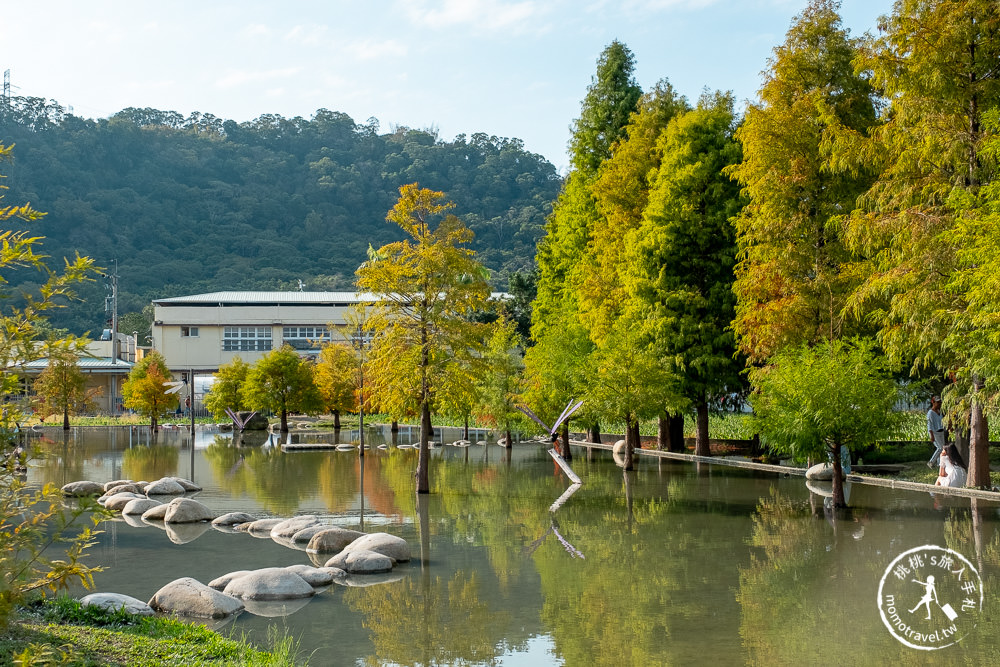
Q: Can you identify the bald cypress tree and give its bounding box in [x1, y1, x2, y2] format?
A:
[527, 41, 644, 452]
[568, 40, 643, 176]
[728, 0, 876, 363]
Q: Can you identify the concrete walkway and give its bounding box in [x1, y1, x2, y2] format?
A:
[571, 440, 1000, 502]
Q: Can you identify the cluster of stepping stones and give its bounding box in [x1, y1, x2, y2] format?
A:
[62, 478, 411, 621]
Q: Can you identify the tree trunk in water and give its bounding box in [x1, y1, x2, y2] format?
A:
[463, 415, 469, 440]
[623, 418, 635, 471]
[333, 410, 341, 430]
[668, 413, 684, 453]
[63, 407, 70, 430]
[630, 420, 641, 453]
[561, 422, 571, 462]
[417, 401, 431, 493]
[968, 397, 990, 488]
[831, 442, 847, 508]
[588, 422, 601, 444]
[657, 415, 667, 450]
[280, 408, 289, 433]
[695, 398, 710, 457]
[391, 420, 399, 433]
[505, 428, 512, 450]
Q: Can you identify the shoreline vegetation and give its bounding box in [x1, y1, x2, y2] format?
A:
[27, 410, 1000, 487]
[0, 598, 305, 667]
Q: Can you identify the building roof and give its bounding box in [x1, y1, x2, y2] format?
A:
[153, 290, 511, 306]
[153, 291, 378, 306]
[22, 357, 135, 372]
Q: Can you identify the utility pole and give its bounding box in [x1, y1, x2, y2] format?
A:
[102, 261, 119, 414]
[105, 260, 119, 364]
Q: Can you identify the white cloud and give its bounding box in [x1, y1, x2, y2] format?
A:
[400, 0, 544, 33]
[348, 38, 408, 61]
[243, 24, 272, 39]
[284, 24, 329, 46]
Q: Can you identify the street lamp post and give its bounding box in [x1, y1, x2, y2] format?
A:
[357, 323, 365, 459]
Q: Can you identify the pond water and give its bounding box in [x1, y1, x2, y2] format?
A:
[23, 426, 1000, 665]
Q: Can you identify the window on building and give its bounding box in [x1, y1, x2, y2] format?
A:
[181, 326, 199, 337]
[222, 326, 272, 351]
[282, 326, 330, 350]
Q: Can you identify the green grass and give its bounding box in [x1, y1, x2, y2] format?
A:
[0, 597, 306, 667]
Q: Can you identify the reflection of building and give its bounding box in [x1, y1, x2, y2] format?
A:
[19, 334, 139, 414]
[150, 291, 375, 374]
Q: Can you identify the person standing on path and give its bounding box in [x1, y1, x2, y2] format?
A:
[927, 395, 946, 469]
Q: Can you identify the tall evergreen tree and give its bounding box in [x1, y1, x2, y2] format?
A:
[837, 0, 1000, 487]
[625, 92, 744, 456]
[568, 40, 643, 176]
[728, 0, 877, 363]
[528, 41, 644, 450]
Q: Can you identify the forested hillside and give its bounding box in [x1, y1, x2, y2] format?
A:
[0, 97, 560, 333]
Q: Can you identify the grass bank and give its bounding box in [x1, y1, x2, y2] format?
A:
[0, 598, 305, 667]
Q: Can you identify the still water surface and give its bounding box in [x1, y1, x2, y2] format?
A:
[24, 426, 1000, 665]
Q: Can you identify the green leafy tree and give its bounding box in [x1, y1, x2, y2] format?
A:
[477, 313, 525, 449]
[521, 301, 591, 460]
[203, 355, 250, 421]
[569, 40, 643, 176]
[241, 345, 322, 433]
[122, 351, 177, 430]
[585, 319, 684, 469]
[118, 305, 154, 345]
[438, 354, 483, 441]
[529, 42, 644, 447]
[1, 140, 103, 627]
[356, 183, 490, 492]
[581, 80, 689, 343]
[835, 0, 1000, 487]
[315, 342, 359, 430]
[33, 343, 98, 429]
[728, 0, 877, 362]
[625, 91, 744, 456]
[748, 338, 901, 507]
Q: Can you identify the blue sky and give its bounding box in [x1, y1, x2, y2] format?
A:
[2, 0, 892, 172]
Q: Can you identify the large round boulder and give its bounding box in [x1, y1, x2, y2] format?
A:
[148, 577, 244, 619]
[103, 479, 135, 493]
[145, 478, 187, 496]
[121, 498, 163, 517]
[103, 483, 144, 495]
[222, 568, 316, 600]
[79, 592, 153, 616]
[212, 512, 256, 527]
[208, 571, 253, 591]
[142, 503, 170, 521]
[270, 516, 319, 539]
[163, 497, 215, 523]
[170, 477, 202, 492]
[284, 564, 341, 587]
[104, 492, 147, 511]
[61, 481, 104, 497]
[305, 527, 365, 554]
[244, 518, 285, 537]
[325, 549, 394, 574]
[805, 462, 835, 481]
[344, 533, 410, 563]
[290, 524, 330, 545]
